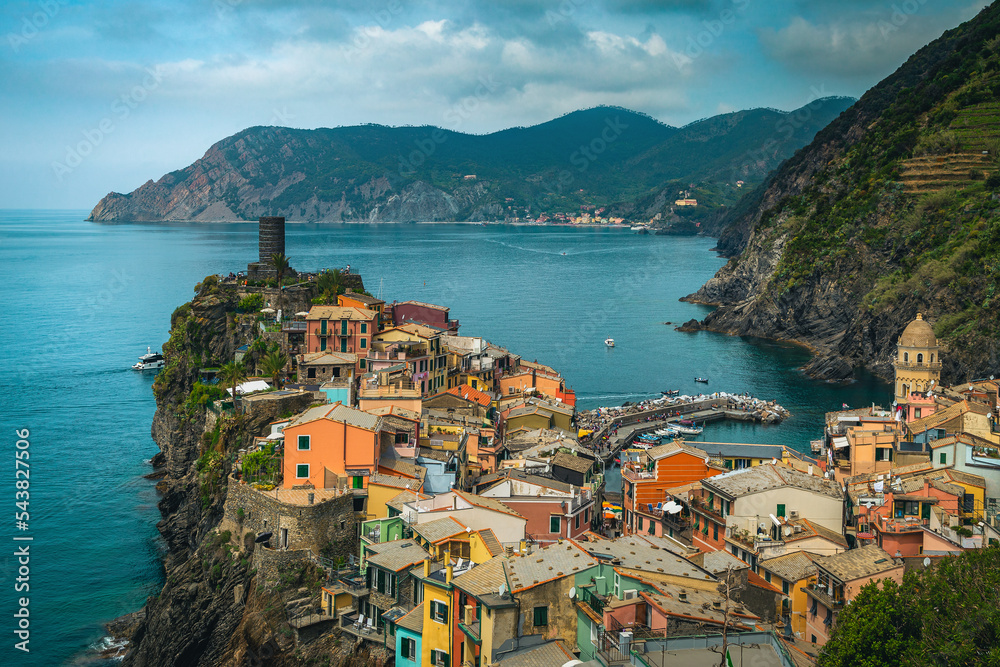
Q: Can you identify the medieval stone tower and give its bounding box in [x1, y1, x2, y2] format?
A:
[893, 313, 941, 404]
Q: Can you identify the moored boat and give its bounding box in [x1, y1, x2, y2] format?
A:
[694, 377, 708, 383]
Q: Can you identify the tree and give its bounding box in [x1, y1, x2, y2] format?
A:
[270, 252, 291, 319]
[315, 269, 342, 305]
[260, 350, 289, 389]
[219, 361, 246, 409]
[818, 577, 915, 667]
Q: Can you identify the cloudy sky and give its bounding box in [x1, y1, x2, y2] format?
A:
[0, 0, 990, 209]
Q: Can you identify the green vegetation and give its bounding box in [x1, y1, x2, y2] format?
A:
[242, 450, 279, 485]
[819, 547, 1000, 667]
[184, 381, 225, 414]
[260, 350, 288, 389]
[237, 293, 264, 312]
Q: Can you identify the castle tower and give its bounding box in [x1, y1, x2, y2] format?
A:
[258, 216, 285, 264]
[893, 313, 941, 404]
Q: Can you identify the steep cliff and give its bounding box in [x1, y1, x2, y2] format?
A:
[87, 101, 853, 224]
[686, 4, 1000, 383]
[120, 278, 372, 666]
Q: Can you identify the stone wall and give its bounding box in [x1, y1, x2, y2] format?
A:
[240, 389, 314, 424]
[222, 477, 359, 559]
[252, 545, 313, 589]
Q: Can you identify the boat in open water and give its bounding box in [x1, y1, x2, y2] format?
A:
[132, 347, 164, 371]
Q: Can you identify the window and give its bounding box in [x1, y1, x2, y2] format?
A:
[637, 516, 643, 530]
[361, 323, 367, 334]
[361, 338, 367, 349]
[307, 367, 316, 379]
[550, 515, 561, 533]
[712, 522, 718, 540]
[585, 508, 590, 523]
[431, 600, 448, 624]
[777, 504, 786, 518]
[431, 649, 449, 667]
[575, 514, 580, 530]
[904, 352, 908, 362]
[297, 435, 310, 451]
[917, 353, 924, 363]
[875, 448, 892, 462]
[533, 605, 548, 626]
[940, 452, 947, 465]
[782, 581, 790, 595]
[964, 494, 975, 513]
[360, 358, 366, 370]
[296, 464, 309, 479]
[400, 637, 415, 660]
[765, 571, 772, 583]
[914, 408, 922, 419]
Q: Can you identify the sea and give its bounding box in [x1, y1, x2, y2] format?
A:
[0, 211, 888, 665]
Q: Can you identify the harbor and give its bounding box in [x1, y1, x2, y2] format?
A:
[577, 392, 791, 464]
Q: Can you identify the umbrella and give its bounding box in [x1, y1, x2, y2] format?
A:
[295, 311, 309, 317]
[261, 307, 275, 314]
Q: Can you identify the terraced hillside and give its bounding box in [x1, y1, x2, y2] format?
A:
[899, 153, 993, 193]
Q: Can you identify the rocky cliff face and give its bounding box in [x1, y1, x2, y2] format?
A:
[686, 5, 1000, 384]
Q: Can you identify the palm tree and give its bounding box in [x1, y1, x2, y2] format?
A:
[219, 361, 246, 409]
[316, 268, 341, 305]
[260, 350, 289, 389]
[270, 252, 291, 320]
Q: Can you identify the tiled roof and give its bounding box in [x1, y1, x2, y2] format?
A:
[815, 545, 901, 582]
[369, 473, 418, 490]
[288, 402, 383, 432]
[647, 440, 711, 462]
[396, 300, 450, 312]
[395, 602, 424, 634]
[493, 640, 574, 667]
[339, 292, 384, 306]
[638, 587, 759, 627]
[702, 463, 842, 500]
[507, 541, 597, 592]
[379, 458, 427, 480]
[453, 556, 510, 597]
[299, 351, 358, 365]
[693, 441, 789, 460]
[942, 468, 986, 488]
[306, 305, 376, 321]
[581, 536, 715, 581]
[495, 469, 574, 494]
[387, 489, 432, 513]
[445, 384, 493, 406]
[551, 451, 594, 474]
[793, 519, 848, 548]
[417, 447, 452, 463]
[476, 528, 503, 557]
[365, 539, 430, 572]
[365, 405, 421, 422]
[412, 517, 468, 544]
[760, 551, 816, 584]
[454, 489, 524, 519]
[688, 550, 748, 575]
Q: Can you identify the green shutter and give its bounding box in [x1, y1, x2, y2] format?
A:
[940, 452, 947, 465]
[777, 504, 786, 518]
[298, 435, 309, 450]
[401, 638, 411, 659]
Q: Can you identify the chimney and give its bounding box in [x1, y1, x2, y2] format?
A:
[423, 558, 431, 577]
[446, 564, 454, 585]
[520, 539, 527, 554]
[678, 592, 687, 602]
[452, 495, 458, 510]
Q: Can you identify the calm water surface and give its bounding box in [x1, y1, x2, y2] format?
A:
[0, 211, 888, 665]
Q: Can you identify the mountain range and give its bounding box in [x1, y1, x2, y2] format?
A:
[86, 99, 854, 225]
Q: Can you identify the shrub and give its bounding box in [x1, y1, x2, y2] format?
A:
[237, 293, 264, 312]
[986, 172, 1000, 189]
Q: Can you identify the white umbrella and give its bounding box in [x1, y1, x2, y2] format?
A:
[295, 311, 309, 317]
[261, 307, 275, 314]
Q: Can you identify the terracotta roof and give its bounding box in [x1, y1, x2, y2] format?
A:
[387, 489, 432, 513]
[412, 516, 468, 544]
[339, 292, 384, 306]
[815, 545, 901, 582]
[793, 519, 848, 548]
[647, 440, 712, 462]
[299, 351, 358, 365]
[747, 568, 782, 594]
[365, 539, 430, 572]
[637, 587, 760, 627]
[581, 536, 715, 581]
[369, 473, 419, 490]
[306, 305, 376, 321]
[941, 468, 986, 488]
[287, 403, 383, 432]
[760, 551, 816, 584]
[445, 384, 493, 407]
[378, 458, 426, 480]
[365, 405, 421, 422]
[507, 541, 597, 592]
[395, 602, 424, 634]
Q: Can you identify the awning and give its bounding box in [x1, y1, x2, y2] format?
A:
[832, 436, 849, 449]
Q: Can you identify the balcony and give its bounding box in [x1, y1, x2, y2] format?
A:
[893, 358, 942, 371]
[876, 516, 928, 533]
[621, 467, 655, 482]
[805, 583, 844, 611]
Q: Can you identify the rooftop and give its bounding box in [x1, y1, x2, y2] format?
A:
[581, 536, 715, 581]
[687, 550, 748, 575]
[493, 639, 574, 667]
[647, 440, 713, 463]
[365, 539, 430, 572]
[378, 458, 426, 480]
[452, 555, 510, 597]
[395, 601, 424, 634]
[369, 473, 419, 490]
[287, 402, 383, 432]
[395, 300, 450, 312]
[815, 545, 901, 582]
[445, 384, 493, 407]
[507, 541, 597, 592]
[306, 305, 376, 321]
[476, 528, 503, 557]
[703, 463, 842, 500]
[551, 450, 595, 474]
[759, 551, 816, 583]
[386, 489, 432, 513]
[299, 351, 358, 366]
[412, 516, 469, 544]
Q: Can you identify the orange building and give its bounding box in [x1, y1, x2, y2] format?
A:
[622, 441, 726, 537]
[337, 290, 386, 330]
[498, 361, 574, 405]
[281, 403, 399, 490]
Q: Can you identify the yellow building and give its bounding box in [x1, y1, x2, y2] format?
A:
[414, 558, 455, 667]
[759, 551, 816, 638]
[893, 313, 941, 404]
[366, 473, 423, 520]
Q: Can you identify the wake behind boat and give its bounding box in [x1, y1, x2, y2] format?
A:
[132, 347, 164, 371]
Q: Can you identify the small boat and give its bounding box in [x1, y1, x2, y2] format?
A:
[605, 338, 615, 347]
[678, 420, 695, 426]
[694, 377, 709, 383]
[673, 425, 703, 436]
[132, 347, 165, 371]
[661, 389, 680, 396]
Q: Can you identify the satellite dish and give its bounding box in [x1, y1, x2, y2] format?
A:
[923, 557, 931, 568]
[498, 583, 507, 596]
[569, 586, 577, 599]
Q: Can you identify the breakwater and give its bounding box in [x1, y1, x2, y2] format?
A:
[577, 392, 790, 462]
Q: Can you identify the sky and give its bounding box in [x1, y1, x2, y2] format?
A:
[0, 0, 991, 210]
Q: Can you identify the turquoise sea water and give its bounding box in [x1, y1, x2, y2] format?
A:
[0, 211, 889, 665]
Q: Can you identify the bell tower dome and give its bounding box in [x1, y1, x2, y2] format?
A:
[893, 313, 941, 404]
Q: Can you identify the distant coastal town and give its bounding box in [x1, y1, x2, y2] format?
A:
[123, 216, 1000, 666]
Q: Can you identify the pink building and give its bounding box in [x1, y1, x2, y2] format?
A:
[478, 470, 594, 544]
[389, 300, 459, 333]
[805, 545, 904, 646]
[305, 305, 377, 375]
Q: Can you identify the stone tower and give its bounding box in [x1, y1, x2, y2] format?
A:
[893, 313, 941, 404]
[258, 216, 285, 264]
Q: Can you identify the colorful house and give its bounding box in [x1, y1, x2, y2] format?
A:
[305, 305, 377, 374]
[338, 290, 386, 331]
[401, 490, 527, 545]
[280, 402, 409, 490]
[804, 545, 904, 646]
[390, 300, 459, 333]
[372, 323, 449, 395]
[479, 470, 595, 545]
[394, 602, 423, 667]
[758, 551, 816, 638]
[362, 538, 430, 635]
